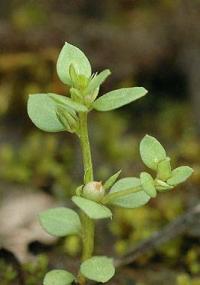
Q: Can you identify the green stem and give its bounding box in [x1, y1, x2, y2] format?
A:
[101, 186, 142, 204]
[78, 112, 95, 285]
[79, 112, 93, 183]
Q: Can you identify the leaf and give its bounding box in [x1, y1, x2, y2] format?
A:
[140, 135, 166, 170]
[80, 256, 115, 283]
[43, 270, 75, 285]
[167, 166, 193, 186]
[28, 94, 66, 132]
[69, 64, 79, 86]
[87, 69, 111, 94]
[72, 196, 112, 219]
[57, 42, 91, 85]
[56, 106, 78, 133]
[157, 157, 172, 181]
[109, 177, 150, 208]
[93, 87, 147, 111]
[48, 93, 88, 112]
[39, 207, 81, 237]
[140, 172, 157, 198]
[103, 170, 121, 191]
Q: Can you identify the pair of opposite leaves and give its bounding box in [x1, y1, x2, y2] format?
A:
[28, 43, 147, 132]
[39, 134, 193, 238]
[43, 256, 115, 284]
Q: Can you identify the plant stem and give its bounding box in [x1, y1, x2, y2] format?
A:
[78, 112, 95, 285]
[101, 186, 142, 204]
[79, 112, 93, 183]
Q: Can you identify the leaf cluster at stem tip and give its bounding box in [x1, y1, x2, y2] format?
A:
[28, 42, 148, 135]
[26, 42, 193, 285]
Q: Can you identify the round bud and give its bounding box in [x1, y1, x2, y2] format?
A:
[82, 181, 105, 202]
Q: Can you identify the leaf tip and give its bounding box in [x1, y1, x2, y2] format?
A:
[106, 69, 111, 75]
[137, 87, 148, 96]
[185, 166, 194, 177]
[140, 134, 150, 146]
[64, 41, 71, 47]
[28, 94, 34, 101]
[188, 166, 194, 172]
[143, 87, 148, 94]
[144, 134, 151, 138]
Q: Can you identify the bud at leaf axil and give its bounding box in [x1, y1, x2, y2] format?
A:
[83, 181, 105, 202]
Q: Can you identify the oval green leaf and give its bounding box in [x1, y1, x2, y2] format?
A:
[72, 196, 112, 219]
[167, 166, 193, 186]
[39, 207, 81, 237]
[57, 42, 91, 85]
[140, 135, 166, 170]
[80, 256, 115, 283]
[140, 172, 157, 198]
[43, 270, 75, 285]
[110, 177, 150, 208]
[28, 94, 66, 132]
[93, 87, 147, 111]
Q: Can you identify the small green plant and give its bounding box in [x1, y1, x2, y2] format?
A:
[27, 43, 193, 285]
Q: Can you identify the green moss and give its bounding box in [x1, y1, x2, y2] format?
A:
[23, 255, 48, 285]
[0, 261, 17, 285]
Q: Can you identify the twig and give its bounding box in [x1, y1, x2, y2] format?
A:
[115, 203, 200, 267]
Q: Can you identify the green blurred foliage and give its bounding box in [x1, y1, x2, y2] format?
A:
[111, 193, 184, 258]
[23, 255, 48, 285]
[11, 3, 48, 31]
[0, 261, 17, 285]
[0, 132, 76, 198]
[176, 274, 200, 285]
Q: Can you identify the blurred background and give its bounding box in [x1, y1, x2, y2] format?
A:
[0, 1, 199, 284]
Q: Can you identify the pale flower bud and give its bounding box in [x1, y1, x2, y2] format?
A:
[83, 181, 105, 202]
